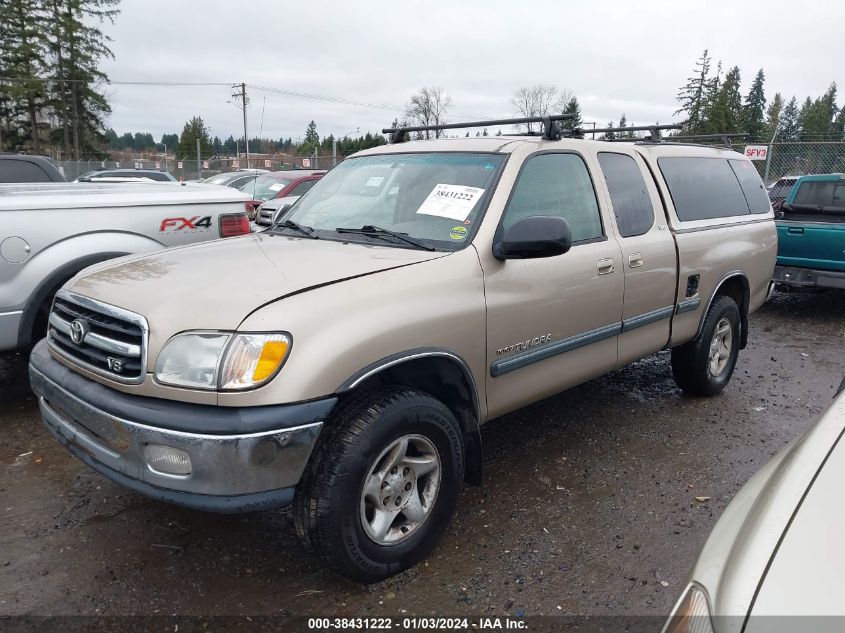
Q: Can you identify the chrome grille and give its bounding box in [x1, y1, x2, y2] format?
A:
[47, 290, 149, 384]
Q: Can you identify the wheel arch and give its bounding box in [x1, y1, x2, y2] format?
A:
[697, 272, 751, 350]
[337, 349, 483, 485]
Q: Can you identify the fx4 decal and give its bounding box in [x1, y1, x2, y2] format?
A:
[160, 216, 212, 232]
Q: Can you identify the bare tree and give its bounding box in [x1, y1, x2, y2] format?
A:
[405, 87, 453, 139]
[510, 85, 573, 132]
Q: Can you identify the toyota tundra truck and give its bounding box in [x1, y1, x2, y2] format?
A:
[1, 181, 251, 352]
[29, 117, 777, 582]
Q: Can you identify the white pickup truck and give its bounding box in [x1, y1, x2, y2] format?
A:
[0, 182, 250, 352]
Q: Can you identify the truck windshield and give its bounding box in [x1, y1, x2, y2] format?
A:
[282, 153, 504, 250]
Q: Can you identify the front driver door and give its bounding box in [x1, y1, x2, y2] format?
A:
[483, 151, 624, 419]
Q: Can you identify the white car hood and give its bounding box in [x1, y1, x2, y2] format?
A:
[746, 422, 845, 620]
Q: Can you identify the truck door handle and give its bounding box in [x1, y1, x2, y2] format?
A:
[628, 252, 644, 268]
[597, 258, 615, 275]
[787, 227, 804, 234]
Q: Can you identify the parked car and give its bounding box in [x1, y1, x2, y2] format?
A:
[75, 168, 177, 183]
[772, 173, 845, 289]
[0, 153, 65, 183]
[767, 175, 799, 210]
[253, 195, 299, 228]
[202, 170, 266, 190]
[29, 118, 776, 583]
[241, 170, 324, 219]
[663, 382, 845, 633]
[1, 182, 250, 352]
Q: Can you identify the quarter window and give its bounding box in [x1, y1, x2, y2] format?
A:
[728, 159, 770, 213]
[502, 153, 603, 243]
[597, 152, 655, 237]
[658, 157, 751, 221]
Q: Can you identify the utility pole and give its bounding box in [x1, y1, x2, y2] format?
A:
[232, 83, 250, 169]
[196, 138, 201, 179]
[763, 122, 780, 185]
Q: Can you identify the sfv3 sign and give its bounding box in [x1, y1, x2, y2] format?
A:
[744, 145, 769, 160]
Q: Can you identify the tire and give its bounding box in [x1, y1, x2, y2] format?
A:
[671, 294, 741, 396]
[293, 387, 465, 583]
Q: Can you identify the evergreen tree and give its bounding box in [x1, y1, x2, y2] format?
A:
[603, 121, 616, 141]
[700, 61, 722, 133]
[0, 0, 50, 152]
[105, 127, 119, 148]
[706, 66, 741, 133]
[742, 69, 766, 139]
[779, 96, 800, 141]
[160, 133, 178, 148]
[764, 92, 784, 141]
[47, 0, 120, 158]
[562, 96, 582, 128]
[304, 120, 319, 145]
[799, 83, 838, 139]
[834, 107, 845, 140]
[675, 49, 711, 134]
[176, 116, 213, 159]
[211, 136, 223, 153]
[117, 131, 133, 149]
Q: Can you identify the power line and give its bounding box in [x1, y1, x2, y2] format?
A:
[0, 75, 504, 121]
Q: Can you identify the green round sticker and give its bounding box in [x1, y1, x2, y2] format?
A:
[450, 226, 468, 240]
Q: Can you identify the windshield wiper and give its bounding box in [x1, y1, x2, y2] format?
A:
[272, 219, 319, 239]
[335, 225, 436, 251]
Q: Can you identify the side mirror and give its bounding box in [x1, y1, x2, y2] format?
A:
[272, 203, 294, 224]
[493, 216, 572, 260]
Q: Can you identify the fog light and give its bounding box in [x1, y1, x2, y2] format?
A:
[144, 444, 192, 476]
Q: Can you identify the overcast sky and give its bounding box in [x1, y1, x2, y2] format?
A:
[100, 0, 843, 143]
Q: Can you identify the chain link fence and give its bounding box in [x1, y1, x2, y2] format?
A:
[725, 141, 845, 185]
[48, 141, 845, 185]
[54, 154, 342, 181]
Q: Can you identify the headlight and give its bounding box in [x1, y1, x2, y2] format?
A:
[154, 332, 291, 390]
[154, 332, 230, 389]
[663, 584, 715, 633]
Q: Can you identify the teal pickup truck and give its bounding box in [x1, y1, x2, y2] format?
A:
[773, 173, 845, 289]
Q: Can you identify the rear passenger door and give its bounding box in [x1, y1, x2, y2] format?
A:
[596, 150, 677, 365]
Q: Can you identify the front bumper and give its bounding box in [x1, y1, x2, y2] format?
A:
[773, 265, 845, 289]
[29, 339, 335, 513]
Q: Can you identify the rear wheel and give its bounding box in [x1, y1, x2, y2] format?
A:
[294, 387, 464, 583]
[672, 294, 740, 396]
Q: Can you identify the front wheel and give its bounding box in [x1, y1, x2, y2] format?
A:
[671, 295, 741, 396]
[293, 388, 464, 583]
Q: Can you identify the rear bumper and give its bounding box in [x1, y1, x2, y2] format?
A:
[773, 265, 845, 289]
[29, 339, 334, 513]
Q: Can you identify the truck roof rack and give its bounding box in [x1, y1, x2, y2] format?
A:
[383, 114, 576, 143]
[662, 132, 748, 148]
[569, 123, 683, 141]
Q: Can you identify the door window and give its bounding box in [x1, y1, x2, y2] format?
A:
[502, 153, 603, 243]
[597, 152, 655, 237]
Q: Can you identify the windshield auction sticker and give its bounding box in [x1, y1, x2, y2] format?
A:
[416, 184, 485, 221]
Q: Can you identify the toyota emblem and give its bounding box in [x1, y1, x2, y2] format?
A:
[69, 319, 88, 345]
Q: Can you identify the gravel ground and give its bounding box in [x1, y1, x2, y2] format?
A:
[0, 290, 843, 620]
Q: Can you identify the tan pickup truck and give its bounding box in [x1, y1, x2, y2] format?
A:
[29, 117, 777, 582]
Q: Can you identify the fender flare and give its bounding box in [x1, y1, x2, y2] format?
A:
[694, 271, 751, 349]
[17, 251, 128, 348]
[337, 347, 484, 484]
